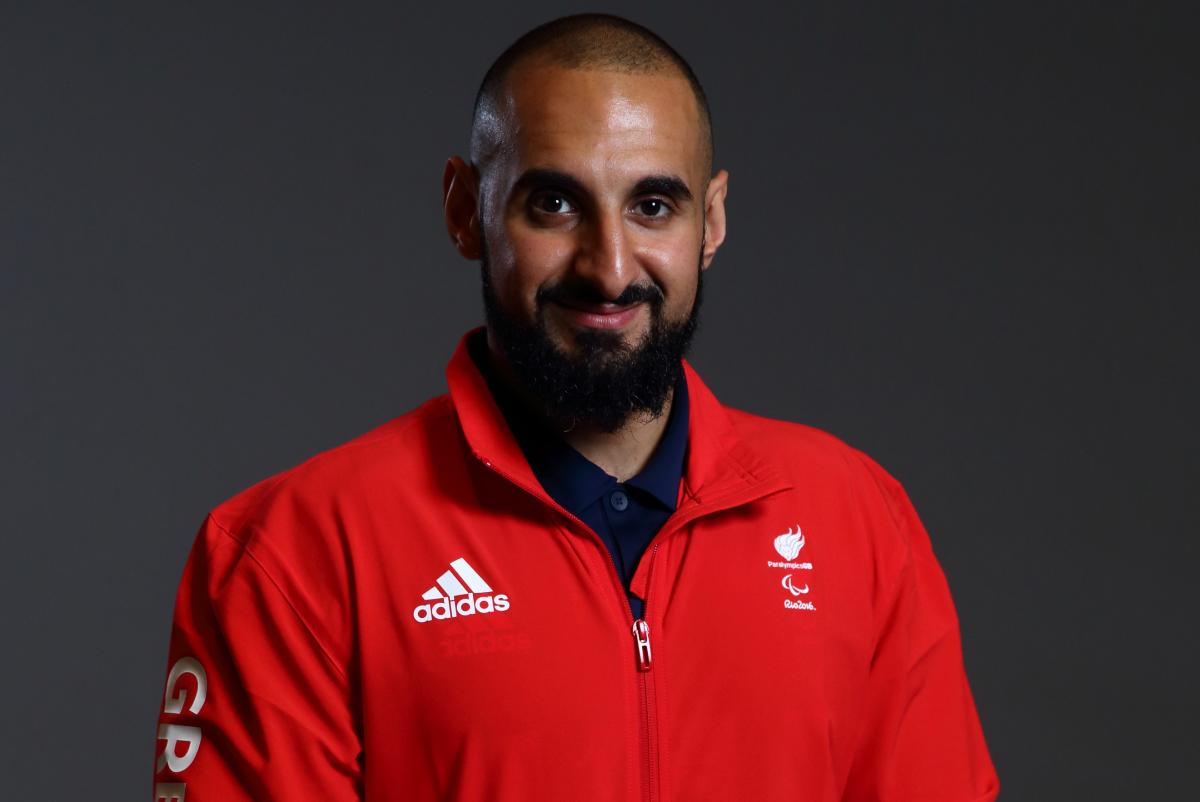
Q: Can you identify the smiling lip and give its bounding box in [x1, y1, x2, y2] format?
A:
[554, 301, 644, 330]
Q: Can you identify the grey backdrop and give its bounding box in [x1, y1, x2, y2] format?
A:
[2, 1, 1196, 799]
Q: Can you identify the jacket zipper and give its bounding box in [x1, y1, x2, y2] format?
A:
[551, 499, 661, 802]
[634, 543, 660, 802]
[472, 450, 662, 801]
[588, 522, 661, 802]
[633, 618, 652, 671]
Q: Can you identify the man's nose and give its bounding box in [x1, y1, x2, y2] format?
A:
[571, 209, 636, 301]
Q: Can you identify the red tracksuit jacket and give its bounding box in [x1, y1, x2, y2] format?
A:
[152, 326, 1000, 801]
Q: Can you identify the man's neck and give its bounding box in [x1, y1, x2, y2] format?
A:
[483, 338, 675, 483]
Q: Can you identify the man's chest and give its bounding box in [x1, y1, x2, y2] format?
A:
[343, 489, 879, 799]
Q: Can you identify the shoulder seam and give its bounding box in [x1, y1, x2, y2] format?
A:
[842, 448, 918, 618]
[846, 447, 907, 534]
[207, 514, 350, 685]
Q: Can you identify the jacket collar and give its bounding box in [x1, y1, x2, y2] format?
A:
[445, 325, 792, 516]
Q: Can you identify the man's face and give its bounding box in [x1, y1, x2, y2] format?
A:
[453, 62, 727, 432]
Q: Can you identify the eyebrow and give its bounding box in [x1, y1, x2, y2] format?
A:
[512, 168, 695, 205]
[631, 175, 694, 203]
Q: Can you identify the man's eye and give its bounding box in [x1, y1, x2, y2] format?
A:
[531, 192, 575, 215]
[635, 199, 670, 218]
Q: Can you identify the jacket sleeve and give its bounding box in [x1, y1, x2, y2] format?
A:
[151, 514, 363, 801]
[842, 460, 1000, 802]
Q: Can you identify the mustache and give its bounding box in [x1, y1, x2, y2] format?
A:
[537, 279, 664, 309]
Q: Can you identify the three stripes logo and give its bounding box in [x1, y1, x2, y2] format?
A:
[412, 557, 511, 623]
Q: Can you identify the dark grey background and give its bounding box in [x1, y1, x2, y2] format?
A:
[2, 1, 1196, 799]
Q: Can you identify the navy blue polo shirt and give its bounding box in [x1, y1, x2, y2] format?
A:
[469, 334, 689, 621]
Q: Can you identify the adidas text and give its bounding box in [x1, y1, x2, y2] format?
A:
[413, 593, 511, 623]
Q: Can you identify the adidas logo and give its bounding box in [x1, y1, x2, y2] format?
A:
[412, 557, 510, 623]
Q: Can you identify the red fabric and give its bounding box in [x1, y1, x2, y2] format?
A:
[152, 325, 999, 801]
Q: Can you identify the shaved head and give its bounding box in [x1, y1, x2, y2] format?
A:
[469, 13, 714, 182]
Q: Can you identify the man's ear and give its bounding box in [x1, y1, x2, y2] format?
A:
[701, 169, 729, 270]
[442, 155, 482, 260]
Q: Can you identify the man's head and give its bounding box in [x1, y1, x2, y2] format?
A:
[468, 14, 714, 186]
[443, 13, 729, 433]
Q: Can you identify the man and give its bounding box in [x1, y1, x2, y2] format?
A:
[152, 13, 999, 802]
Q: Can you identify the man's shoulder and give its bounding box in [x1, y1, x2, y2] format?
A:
[178, 394, 463, 670]
[207, 392, 460, 536]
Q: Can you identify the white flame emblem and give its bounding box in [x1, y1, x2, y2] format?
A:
[773, 525, 805, 561]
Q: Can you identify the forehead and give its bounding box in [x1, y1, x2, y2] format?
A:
[493, 63, 704, 187]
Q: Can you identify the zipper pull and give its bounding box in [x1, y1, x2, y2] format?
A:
[632, 618, 653, 671]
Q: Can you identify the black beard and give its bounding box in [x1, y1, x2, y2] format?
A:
[479, 244, 705, 435]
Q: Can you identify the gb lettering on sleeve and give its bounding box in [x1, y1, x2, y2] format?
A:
[155, 656, 207, 801]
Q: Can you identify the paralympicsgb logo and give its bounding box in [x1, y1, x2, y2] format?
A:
[767, 524, 816, 612]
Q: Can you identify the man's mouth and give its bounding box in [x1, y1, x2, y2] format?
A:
[553, 300, 645, 330]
